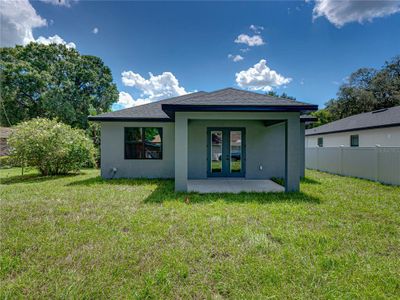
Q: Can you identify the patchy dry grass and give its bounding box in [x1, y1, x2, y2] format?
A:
[1, 168, 399, 299]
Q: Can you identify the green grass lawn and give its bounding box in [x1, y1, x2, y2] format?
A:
[1, 168, 399, 299]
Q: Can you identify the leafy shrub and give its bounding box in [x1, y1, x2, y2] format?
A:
[8, 118, 95, 175]
[0, 156, 14, 168]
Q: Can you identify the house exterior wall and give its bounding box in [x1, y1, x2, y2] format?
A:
[100, 118, 289, 180]
[99, 111, 303, 192]
[305, 126, 400, 147]
[187, 119, 285, 179]
[100, 121, 175, 178]
[174, 111, 301, 192]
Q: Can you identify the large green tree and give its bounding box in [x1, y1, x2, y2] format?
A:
[307, 109, 334, 129]
[266, 90, 296, 100]
[325, 56, 400, 121]
[0, 43, 118, 129]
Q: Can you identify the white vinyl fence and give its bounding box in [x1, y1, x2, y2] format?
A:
[305, 147, 400, 185]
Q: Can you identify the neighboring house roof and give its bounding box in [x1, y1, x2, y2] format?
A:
[0, 127, 14, 139]
[89, 88, 318, 121]
[0, 127, 14, 157]
[305, 105, 400, 136]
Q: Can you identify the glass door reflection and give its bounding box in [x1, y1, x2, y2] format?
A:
[230, 131, 242, 173]
[207, 128, 245, 177]
[211, 131, 223, 173]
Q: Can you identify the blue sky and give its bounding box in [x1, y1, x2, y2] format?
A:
[2, 1, 400, 110]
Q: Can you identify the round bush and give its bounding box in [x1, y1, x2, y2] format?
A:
[8, 118, 95, 175]
[0, 156, 15, 168]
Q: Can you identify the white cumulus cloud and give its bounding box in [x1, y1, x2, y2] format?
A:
[92, 27, 99, 34]
[35, 35, 76, 49]
[114, 92, 153, 110]
[116, 92, 135, 108]
[0, 0, 47, 47]
[235, 59, 292, 92]
[249, 24, 264, 34]
[133, 98, 153, 106]
[312, 0, 400, 27]
[0, 0, 75, 48]
[228, 54, 244, 62]
[118, 91, 135, 107]
[121, 71, 188, 103]
[234, 34, 265, 47]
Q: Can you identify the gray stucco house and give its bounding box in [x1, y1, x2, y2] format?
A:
[89, 88, 318, 192]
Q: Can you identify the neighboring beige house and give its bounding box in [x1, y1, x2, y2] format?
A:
[0, 127, 13, 156]
[306, 106, 400, 147]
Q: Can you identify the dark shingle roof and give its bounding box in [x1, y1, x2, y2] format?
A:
[305, 106, 400, 136]
[89, 92, 207, 121]
[163, 88, 312, 106]
[89, 88, 317, 121]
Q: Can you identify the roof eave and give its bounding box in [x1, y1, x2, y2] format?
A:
[87, 116, 173, 122]
[300, 116, 318, 123]
[305, 122, 400, 136]
[162, 104, 318, 118]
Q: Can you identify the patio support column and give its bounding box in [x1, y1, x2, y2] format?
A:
[174, 113, 188, 192]
[285, 116, 301, 192]
[300, 122, 306, 178]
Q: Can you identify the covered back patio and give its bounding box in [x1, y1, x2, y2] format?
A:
[188, 178, 285, 193]
[164, 109, 307, 193]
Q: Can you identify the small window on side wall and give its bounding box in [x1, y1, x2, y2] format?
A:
[125, 127, 162, 159]
[350, 135, 359, 147]
[317, 137, 323, 147]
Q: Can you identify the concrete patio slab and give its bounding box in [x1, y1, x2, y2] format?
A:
[187, 179, 284, 193]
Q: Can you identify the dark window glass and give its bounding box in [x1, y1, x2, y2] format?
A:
[125, 128, 143, 159]
[317, 137, 323, 147]
[144, 128, 162, 159]
[350, 135, 359, 147]
[125, 127, 162, 159]
[126, 128, 142, 142]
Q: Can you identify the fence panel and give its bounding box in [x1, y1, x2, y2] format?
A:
[342, 148, 377, 180]
[305, 148, 318, 169]
[377, 148, 400, 185]
[318, 148, 341, 174]
[305, 147, 400, 186]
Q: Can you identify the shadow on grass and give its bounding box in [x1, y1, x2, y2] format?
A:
[67, 176, 166, 187]
[68, 176, 320, 205]
[272, 177, 321, 186]
[301, 177, 321, 185]
[0, 172, 82, 185]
